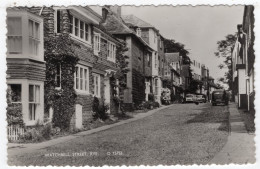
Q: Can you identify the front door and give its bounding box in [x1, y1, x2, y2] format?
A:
[104, 78, 110, 114]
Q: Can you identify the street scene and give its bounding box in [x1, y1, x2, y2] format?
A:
[6, 5, 255, 166]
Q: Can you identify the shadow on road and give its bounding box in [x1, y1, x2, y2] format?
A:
[186, 105, 229, 132]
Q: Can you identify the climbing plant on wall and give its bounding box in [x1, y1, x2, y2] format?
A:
[44, 33, 79, 130]
[110, 41, 129, 113]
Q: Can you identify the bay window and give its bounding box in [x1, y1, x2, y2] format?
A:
[74, 65, 89, 93]
[29, 84, 40, 121]
[7, 10, 43, 61]
[93, 73, 101, 97]
[107, 42, 116, 62]
[94, 33, 101, 55]
[7, 17, 22, 54]
[29, 19, 40, 56]
[8, 84, 22, 103]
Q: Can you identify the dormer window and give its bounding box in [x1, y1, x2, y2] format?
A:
[137, 28, 141, 37]
[107, 41, 116, 62]
[94, 33, 101, 56]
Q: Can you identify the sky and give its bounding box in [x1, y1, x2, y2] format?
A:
[121, 6, 244, 84]
[90, 5, 244, 85]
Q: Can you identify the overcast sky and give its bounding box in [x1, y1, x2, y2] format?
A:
[121, 6, 244, 83]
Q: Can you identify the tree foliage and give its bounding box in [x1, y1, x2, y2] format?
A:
[6, 88, 24, 126]
[215, 34, 236, 89]
[164, 39, 190, 64]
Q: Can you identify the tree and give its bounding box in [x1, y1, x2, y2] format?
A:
[164, 39, 190, 64]
[215, 34, 236, 89]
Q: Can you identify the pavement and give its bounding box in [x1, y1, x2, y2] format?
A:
[210, 102, 256, 164]
[8, 104, 172, 156]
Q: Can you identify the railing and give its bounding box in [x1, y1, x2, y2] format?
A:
[7, 125, 24, 141]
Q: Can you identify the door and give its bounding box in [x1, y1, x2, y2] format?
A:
[104, 78, 110, 114]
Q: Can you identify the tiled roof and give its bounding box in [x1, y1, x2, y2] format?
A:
[102, 12, 134, 34]
[122, 15, 155, 29]
[101, 9, 153, 51]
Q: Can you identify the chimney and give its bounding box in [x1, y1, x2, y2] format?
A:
[109, 5, 122, 17]
[102, 7, 109, 21]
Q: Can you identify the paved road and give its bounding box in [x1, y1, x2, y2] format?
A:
[8, 103, 229, 166]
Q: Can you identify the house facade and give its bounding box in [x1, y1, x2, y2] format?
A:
[101, 7, 154, 110]
[7, 6, 122, 129]
[122, 14, 163, 104]
[232, 5, 255, 112]
[201, 64, 209, 100]
[164, 53, 182, 96]
[6, 8, 45, 126]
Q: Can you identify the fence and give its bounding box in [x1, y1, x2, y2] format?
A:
[7, 125, 25, 141]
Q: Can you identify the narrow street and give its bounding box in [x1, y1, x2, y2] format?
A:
[8, 103, 230, 166]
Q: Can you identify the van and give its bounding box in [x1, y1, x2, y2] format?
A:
[212, 89, 229, 106]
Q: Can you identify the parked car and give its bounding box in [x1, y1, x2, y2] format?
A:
[184, 94, 196, 103]
[196, 94, 206, 103]
[212, 89, 229, 106]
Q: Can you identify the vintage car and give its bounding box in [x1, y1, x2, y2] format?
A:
[212, 89, 229, 106]
[196, 94, 206, 103]
[184, 94, 196, 103]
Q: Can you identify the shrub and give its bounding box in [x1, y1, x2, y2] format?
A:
[148, 93, 155, 102]
[152, 102, 160, 108]
[41, 123, 52, 140]
[92, 96, 109, 120]
[22, 128, 44, 142]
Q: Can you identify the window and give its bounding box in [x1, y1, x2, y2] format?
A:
[147, 54, 151, 67]
[69, 15, 73, 34]
[107, 42, 116, 62]
[94, 33, 101, 55]
[7, 17, 22, 54]
[93, 74, 101, 97]
[29, 85, 40, 121]
[56, 10, 61, 33]
[74, 65, 89, 93]
[55, 63, 61, 88]
[29, 19, 40, 56]
[68, 15, 91, 43]
[7, 11, 43, 60]
[137, 28, 141, 37]
[74, 18, 79, 36]
[7, 84, 21, 103]
[155, 79, 159, 95]
[154, 32, 157, 43]
[155, 53, 158, 68]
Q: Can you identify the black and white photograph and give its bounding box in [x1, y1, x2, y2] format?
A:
[2, 2, 258, 167]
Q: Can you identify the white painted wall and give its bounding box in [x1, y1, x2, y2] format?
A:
[238, 69, 246, 94]
[75, 104, 83, 129]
